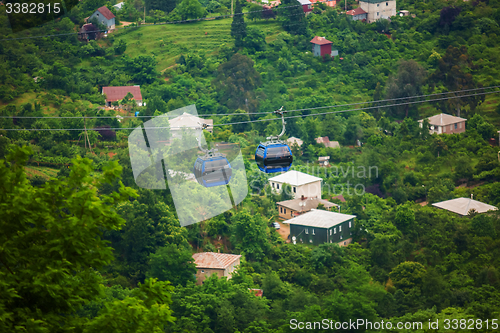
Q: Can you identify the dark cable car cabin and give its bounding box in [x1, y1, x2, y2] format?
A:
[194, 155, 232, 187]
[255, 143, 293, 174]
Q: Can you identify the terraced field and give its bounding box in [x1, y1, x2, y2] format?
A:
[113, 18, 283, 71]
[25, 166, 59, 179]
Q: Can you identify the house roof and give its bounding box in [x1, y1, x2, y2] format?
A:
[96, 6, 115, 20]
[82, 23, 97, 32]
[316, 136, 340, 148]
[269, 170, 322, 186]
[192, 252, 241, 269]
[432, 197, 498, 216]
[284, 209, 356, 228]
[318, 156, 330, 161]
[418, 113, 467, 126]
[346, 7, 367, 15]
[310, 0, 336, 7]
[277, 197, 338, 212]
[310, 36, 333, 45]
[332, 194, 346, 202]
[298, 0, 312, 4]
[169, 112, 213, 130]
[287, 136, 304, 147]
[102, 86, 142, 102]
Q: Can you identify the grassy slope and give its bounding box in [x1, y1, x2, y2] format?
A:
[113, 19, 283, 71]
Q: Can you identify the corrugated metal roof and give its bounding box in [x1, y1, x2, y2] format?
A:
[432, 197, 498, 216]
[310, 36, 333, 45]
[298, 0, 312, 4]
[169, 112, 213, 130]
[102, 86, 142, 102]
[96, 6, 115, 20]
[418, 113, 467, 126]
[284, 209, 356, 228]
[277, 197, 338, 211]
[287, 137, 303, 147]
[269, 170, 322, 186]
[192, 252, 241, 269]
[346, 7, 367, 15]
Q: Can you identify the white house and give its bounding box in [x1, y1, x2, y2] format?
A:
[269, 170, 322, 199]
[359, 0, 396, 23]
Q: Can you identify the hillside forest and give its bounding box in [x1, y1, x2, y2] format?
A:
[1, 0, 500, 331]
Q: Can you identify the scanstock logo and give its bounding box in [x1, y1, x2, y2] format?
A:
[128, 105, 248, 227]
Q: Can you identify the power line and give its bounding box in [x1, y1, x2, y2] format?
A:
[2, 85, 498, 119]
[0, 4, 304, 41]
[1, 89, 497, 131]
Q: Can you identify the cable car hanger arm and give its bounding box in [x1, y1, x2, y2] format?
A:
[266, 106, 285, 142]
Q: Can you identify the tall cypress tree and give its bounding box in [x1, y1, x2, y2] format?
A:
[231, 0, 247, 48]
[279, 0, 307, 35]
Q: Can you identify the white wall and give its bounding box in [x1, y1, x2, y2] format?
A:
[270, 180, 322, 199]
[359, 0, 396, 23]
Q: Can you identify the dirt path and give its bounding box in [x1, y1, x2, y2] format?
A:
[276, 220, 290, 242]
[119, 21, 134, 27]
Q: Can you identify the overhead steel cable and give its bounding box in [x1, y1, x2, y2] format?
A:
[2, 85, 499, 119]
[1, 89, 498, 131]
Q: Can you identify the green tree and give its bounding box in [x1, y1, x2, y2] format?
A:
[147, 243, 197, 286]
[230, 210, 271, 261]
[0, 146, 139, 332]
[389, 261, 427, 292]
[175, 0, 207, 20]
[231, 0, 247, 48]
[278, 0, 307, 35]
[385, 59, 427, 118]
[213, 53, 262, 112]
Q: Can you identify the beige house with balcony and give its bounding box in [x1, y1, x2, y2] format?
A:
[418, 113, 467, 135]
[269, 170, 322, 199]
[359, 0, 396, 23]
[192, 252, 241, 285]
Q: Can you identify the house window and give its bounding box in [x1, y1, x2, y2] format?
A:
[280, 207, 283, 213]
[284, 209, 287, 214]
[386, 1, 388, 5]
[334, 228, 336, 234]
[377, 3, 379, 6]
[450, 125, 453, 131]
[339, 226, 342, 232]
[291, 211, 293, 217]
[459, 122, 462, 129]
[312, 229, 315, 235]
[344, 241, 346, 245]
[377, 12, 379, 15]
[272, 183, 275, 188]
[330, 229, 332, 236]
[277, 184, 280, 190]
[349, 221, 352, 228]
[305, 228, 309, 234]
[340, 235, 343, 239]
[201, 270, 204, 273]
[293, 187, 296, 193]
[455, 123, 457, 129]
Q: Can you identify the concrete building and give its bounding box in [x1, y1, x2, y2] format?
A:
[168, 112, 214, 139]
[346, 7, 368, 21]
[277, 197, 338, 220]
[102, 86, 143, 107]
[359, 0, 396, 23]
[192, 252, 241, 285]
[432, 196, 498, 216]
[269, 170, 322, 199]
[316, 136, 340, 148]
[418, 113, 467, 135]
[285, 209, 356, 246]
[287, 136, 304, 148]
[88, 6, 115, 30]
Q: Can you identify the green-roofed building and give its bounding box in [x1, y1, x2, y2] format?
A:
[359, 0, 396, 23]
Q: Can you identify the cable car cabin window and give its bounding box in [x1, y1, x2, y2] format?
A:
[255, 146, 266, 170]
[265, 147, 292, 167]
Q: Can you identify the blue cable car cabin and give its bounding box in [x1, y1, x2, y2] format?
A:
[255, 143, 293, 173]
[194, 156, 232, 187]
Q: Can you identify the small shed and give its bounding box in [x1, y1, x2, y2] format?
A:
[79, 23, 99, 41]
[318, 156, 330, 166]
[346, 7, 368, 21]
[192, 252, 241, 285]
[432, 196, 498, 216]
[310, 36, 338, 58]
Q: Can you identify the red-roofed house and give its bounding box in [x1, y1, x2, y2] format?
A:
[192, 252, 241, 285]
[102, 86, 143, 107]
[310, 36, 338, 58]
[88, 6, 115, 30]
[346, 7, 367, 21]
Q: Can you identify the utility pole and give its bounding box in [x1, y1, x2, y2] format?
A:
[345, 0, 346, 12]
[144, 5, 146, 23]
[231, 0, 234, 16]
